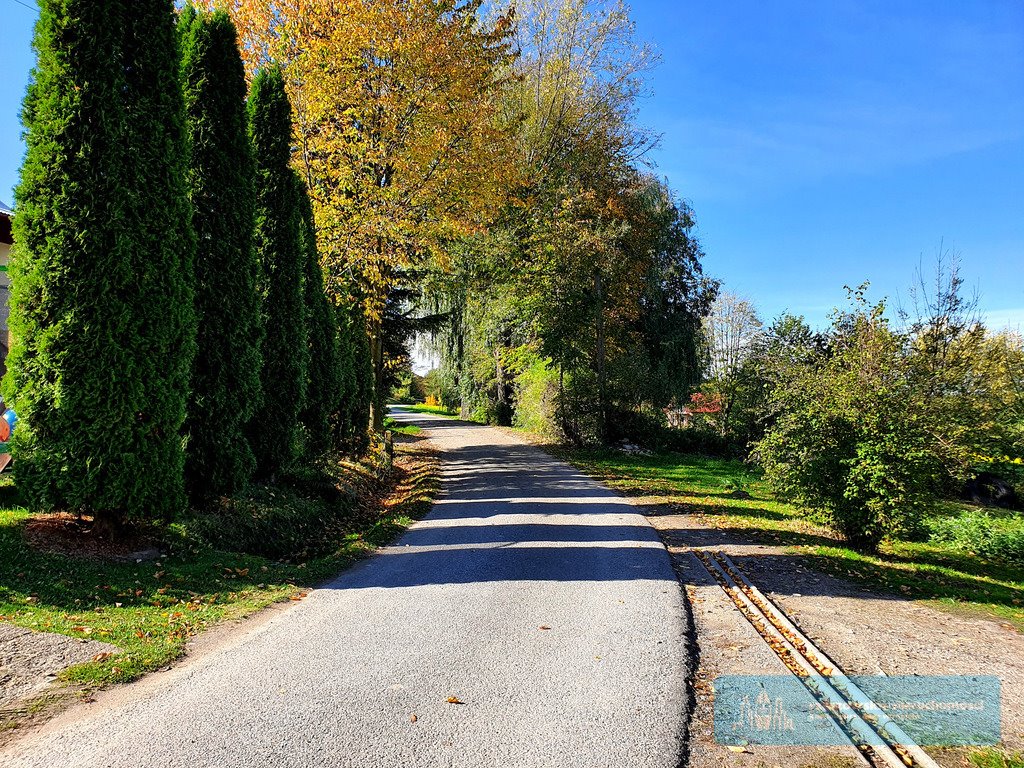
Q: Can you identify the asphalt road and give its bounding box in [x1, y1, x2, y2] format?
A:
[2, 409, 690, 768]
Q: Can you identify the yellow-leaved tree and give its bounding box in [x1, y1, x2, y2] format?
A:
[209, 0, 519, 428]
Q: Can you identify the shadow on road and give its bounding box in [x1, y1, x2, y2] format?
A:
[328, 408, 680, 589]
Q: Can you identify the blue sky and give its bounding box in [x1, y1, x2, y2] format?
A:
[1, 0, 1022, 329]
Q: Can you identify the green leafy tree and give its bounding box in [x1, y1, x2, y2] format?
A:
[5, 0, 195, 530]
[295, 171, 342, 457]
[427, 3, 715, 446]
[179, 6, 262, 500]
[247, 67, 306, 476]
[756, 291, 937, 550]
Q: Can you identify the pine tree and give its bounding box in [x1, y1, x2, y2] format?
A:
[295, 172, 342, 458]
[5, 0, 195, 528]
[179, 7, 262, 500]
[247, 67, 306, 476]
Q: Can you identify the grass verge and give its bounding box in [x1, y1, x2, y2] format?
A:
[0, 439, 438, 700]
[556, 448, 1024, 632]
[969, 749, 1024, 768]
[396, 402, 458, 417]
[384, 415, 422, 436]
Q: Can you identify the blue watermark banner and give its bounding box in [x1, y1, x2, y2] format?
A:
[714, 675, 1000, 747]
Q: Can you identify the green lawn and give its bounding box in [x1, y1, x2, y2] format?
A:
[970, 749, 1024, 768]
[383, 415, 422, 436]
[559, 448, 1024, 632]
[0, 444, 437, 695]
[395, 402, 458, 417]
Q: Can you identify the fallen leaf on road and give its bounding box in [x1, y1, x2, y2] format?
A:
[446, 696, 464, 704]
[410, 714, 417, 722]
[538, 625, 551, 630]
[726, 745, 750, 753]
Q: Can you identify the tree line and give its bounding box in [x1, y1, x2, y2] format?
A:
[210, 0, 718, 445]
[12, 0, 713, 533]
[5, 1, 371, 532]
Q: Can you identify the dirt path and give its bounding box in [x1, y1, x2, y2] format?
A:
[640, 504, 1023, 768]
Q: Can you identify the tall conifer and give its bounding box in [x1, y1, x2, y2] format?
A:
[5, 0, 195, 528]
[247, 67, 306, 476]
[179, 7, 262, 500]
[295, 173, 342, 457]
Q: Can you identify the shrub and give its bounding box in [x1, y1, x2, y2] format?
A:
[928, 510, 1024, 566]
[756, 301, 937, 550]
[179, 7, 262, 501]
[6, 0, 195, 528]
[182, 467, 357, 561]
[513, 358, 559, 437]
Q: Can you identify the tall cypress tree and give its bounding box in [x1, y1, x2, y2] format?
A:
[338, 300, 374, 452]
[295, 172, 342, 458]
[5, 0, 195, 528]
[179, 7, 262, 500]
[247, 67, 306, 476]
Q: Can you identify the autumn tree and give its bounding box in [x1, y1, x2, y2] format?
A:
[208, 0, 518, 431]
[699, 293, 763, 437]
[179, 6, 262, 500]
[6, 0, 195, 529]
[428, 0, 715, 443]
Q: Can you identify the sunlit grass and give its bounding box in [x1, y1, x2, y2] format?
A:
[397, 402, 458, 417]
[561, 448, 1024, 631]
[970, 748, 1024, 768]
[384, 415, 422, 436]
[0, 445, 438, 691]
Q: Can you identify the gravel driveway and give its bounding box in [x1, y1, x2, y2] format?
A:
[1, 409, 690, 768]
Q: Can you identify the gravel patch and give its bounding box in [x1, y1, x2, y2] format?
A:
[1, 624, 118, 712]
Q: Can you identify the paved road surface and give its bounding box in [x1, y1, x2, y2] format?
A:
[2, 409, 690, 767]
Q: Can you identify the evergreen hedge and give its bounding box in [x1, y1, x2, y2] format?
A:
[5, 0, 195, 527]
[179, 7, 262, 501]
[294, 173, 343, 458]
[247, 67, 306, 476]
[339, 301, 374, 451]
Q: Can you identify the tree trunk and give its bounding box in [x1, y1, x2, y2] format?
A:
[368, 322, 385, 433]
[594, 269, 607, 443]
[92, 509, 124, 540]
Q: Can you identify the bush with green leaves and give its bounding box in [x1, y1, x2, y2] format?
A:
[179, 6, 262, 501]
[512, 356, 560, 437]
[5, 0, 195, 528]
[246, 67, 307, 476]
[756, 298, 938, 550]
[928, 509, 1024, 566]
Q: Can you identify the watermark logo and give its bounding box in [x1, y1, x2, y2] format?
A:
[714, 675, 1000, 746]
